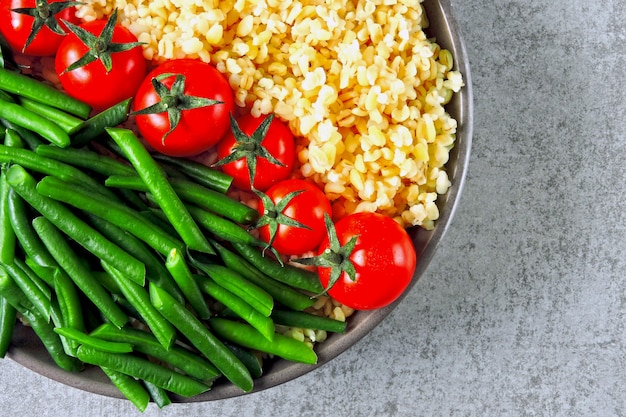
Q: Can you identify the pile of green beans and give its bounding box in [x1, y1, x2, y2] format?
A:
[0, 66, 348, 411]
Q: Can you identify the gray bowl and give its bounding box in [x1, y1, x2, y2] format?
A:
[7, 0, 473, 402]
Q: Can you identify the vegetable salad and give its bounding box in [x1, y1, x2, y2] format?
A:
[0, 0, 463, 411]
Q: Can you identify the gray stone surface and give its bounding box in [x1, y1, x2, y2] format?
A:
[2, 0, 626, 416]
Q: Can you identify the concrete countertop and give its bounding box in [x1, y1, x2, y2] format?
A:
[1, 0, 624, 416]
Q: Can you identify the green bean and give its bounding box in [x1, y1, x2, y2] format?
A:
[231, 242, 323, 294]
[149, 283, 253, 392]
[0, 133, 23, 263]
[71, 98, 131, 146]
[0, 165, 16, 265]
[165, 248, 210, 320]
[0, 129, 19, 267]
[139, 208, 179, 238]
[106, 127, 214, 254]
[19, 96, 84, 134]
[86, 214, 184, 304]
[13, 272, 72, 354]
[213, 241, 315, 311]
[0, 264, 30, 310]
[3, 126, 22, 147]
[223, 342, 263, 379]
[190, 259, 273, 317]
[0, 67, 92, 118]
[0, 145, 116, 197]
[93, 270, 121, 295]
[8, 189, 58, 271]
[1, 260, 51, 320]
[186, 204, 266, 247]
[101, 367, 151, 413]
[52, 267, 84, 355]
[116, 188, 150, 212]
[110, 294, 142, 321]
[102, 175, 152, 191]
[271, 309, 347, 333]
[51, 268, 83, 323]
[24, 259, 55, 286]
[78, 299, 106, 333]
[159, 160, 190, 180]
[8, 176, 69, 287]
[101, 261, 177, 349]
[47, 297, 74, 355]
[153, 153, 233, 194]
[0, 100, 70, 147]
[0, 296, 16, 358]
[142, 380, 171, 410]
[32, 216, 129, 328]
[77, 345, 212, 397]
[17, 257, 51, 294]
[37, 175, 184, 257]
[196, 275, 275, 341]
[25, 307, 83, 370]
[54, 327, 133, 353]
[211, 318, 317, 365]
[91, 323, 220, 383]
[35, 144, 135, 177]
[0, 266, 83, 371]
[0, 89, 13, 103]
[105, 174, 258, 224]
[7, 166, 146, 283]
[0, 119, 43, 150]
[23, 260, 85, 330]
[28, 277, 76, 353]
[100, 137, 127, 160]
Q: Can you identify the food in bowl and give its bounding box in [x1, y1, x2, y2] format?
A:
[0, 0, 466, 409]
[77, 0, 464, 228]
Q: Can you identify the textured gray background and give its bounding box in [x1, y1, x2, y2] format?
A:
[2, 0, 625, 416]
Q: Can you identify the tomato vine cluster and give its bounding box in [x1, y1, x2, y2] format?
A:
[0, 2, 418, 310]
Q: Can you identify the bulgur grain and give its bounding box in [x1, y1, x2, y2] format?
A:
[77, 0, 463, 229]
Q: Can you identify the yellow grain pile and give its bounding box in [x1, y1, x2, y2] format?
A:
[77, 0, 463, 229]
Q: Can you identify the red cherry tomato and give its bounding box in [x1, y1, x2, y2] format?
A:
[217, 113, 296, 191]
[132, 59, 235, 157]
[317, 212, 417, 310]
[54, 17, 147, 110]
[257, 179, 332, 256]
[0, 0, 79, 56]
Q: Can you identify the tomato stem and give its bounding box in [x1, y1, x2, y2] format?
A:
[36, 0, 51, 19]
[293, 213, 359, 294]
[61, 9, 144, 74]
[213, 114, 285, 189]
[130, 73, 222, 143]
[161, 96, 178, 109]
[94, 39, 108, 54]
[252, 188, 311, 253]
[11, 0, 82, 52]
[238, 142, 258, 153]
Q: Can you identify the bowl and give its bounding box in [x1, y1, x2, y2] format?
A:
[7, 0, 473, 402]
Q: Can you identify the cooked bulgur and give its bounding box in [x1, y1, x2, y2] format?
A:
[77, 0, 463, 229]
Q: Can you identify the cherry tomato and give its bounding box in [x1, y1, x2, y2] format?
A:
[317, 212, 417, 310]
[257, 179, 332, 256]
[54, 17, 147, 110]
[216, 113, 296, 191]
[132, 59, 235, 157]
[0, 0, 79, 56]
